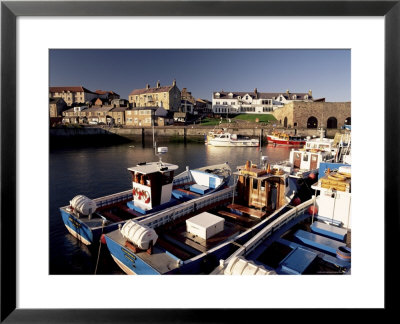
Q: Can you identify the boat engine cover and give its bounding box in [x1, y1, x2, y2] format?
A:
[70, 195, 97, 216]
[121, 220, 158, 250]
[224, 256, 276, 275]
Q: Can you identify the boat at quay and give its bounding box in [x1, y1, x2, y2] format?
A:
[59, 147, 231, 245]
[205, 128, 259, 147]
[211, 162, 352, 275]
[103, 157, 314, 275]
[267, 131, 307, 147]
[271, 129, 351, 181]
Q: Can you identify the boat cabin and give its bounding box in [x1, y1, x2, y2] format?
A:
[235, 161, 289, 213]
[128, 161, 179, 212]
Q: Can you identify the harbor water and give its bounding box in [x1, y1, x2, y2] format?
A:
[49, 141, 292, 274]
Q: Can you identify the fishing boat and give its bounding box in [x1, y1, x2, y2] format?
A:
[271, 128, 338, 180]
[59, 147, 232, 245]
[267, 131, 307, 147]
[211, 162, 351, 275]
[103, 158, 313, 275]
[205, 128, 259, 147]
[207, 132, 259, 147]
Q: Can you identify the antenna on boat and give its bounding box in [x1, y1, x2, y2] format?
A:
[156, 146, 168, 165]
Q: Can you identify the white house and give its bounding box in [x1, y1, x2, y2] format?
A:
[212, 89, 314, 114]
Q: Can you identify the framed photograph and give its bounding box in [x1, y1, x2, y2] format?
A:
[1, 0, 398, 322]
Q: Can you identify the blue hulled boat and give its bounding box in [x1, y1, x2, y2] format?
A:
[104, 158, 313, 275]
[60, 147, 231, 245]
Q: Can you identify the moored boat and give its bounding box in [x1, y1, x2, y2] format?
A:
[272, 128, 338, 181]
[208, 132, 259, 147]
[206, 128, 259, 147]
[267, 131, 307, 147]
[59, 147, 231, 245]
[104, 158, 313, 275]
[211, 162, 352, 275]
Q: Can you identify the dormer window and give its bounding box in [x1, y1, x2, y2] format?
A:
[238, 96, 241, 100]
[245, 96, 249, 100]
[292, 95, 297, 99]
[304, 95, 308, 99]
[215, 92, 220, 98]
[228, 92, 233, 98]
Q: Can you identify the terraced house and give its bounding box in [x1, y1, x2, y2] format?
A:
[49, 86, 99, 106]
[212, 89, 314, 114]
[128, 80, 181, 111]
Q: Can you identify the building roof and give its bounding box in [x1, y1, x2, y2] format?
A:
[131, 106, 158, 111]
[196, 98, 211, 104]
[49, 97, 65, 104]
[95, 90, 120, 96]
[49, 86, 97, 94]
[129, 85, 175, 96]
[111, 107, 129, 112]
[213, 91, 312, 100]
[85, 106, 114, 112]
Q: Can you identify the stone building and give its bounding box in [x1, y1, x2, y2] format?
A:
[125, 106, 171, 127]
[272, 101, 351, 129]
[49, 86, 99, 106]
[49, 97, 67, 117]
[128, 80, 181, 111]
[108, 107, 129, 125]
[181, 87, 196, 105]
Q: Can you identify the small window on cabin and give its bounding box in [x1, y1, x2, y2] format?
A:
[260, 180, 266, 191]
[303, 154, 309, 161]
[253, 179, 258, 190]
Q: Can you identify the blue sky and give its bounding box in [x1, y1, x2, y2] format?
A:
[49, 49, 350, 102]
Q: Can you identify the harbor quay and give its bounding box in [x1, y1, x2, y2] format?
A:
[50, 124, 348, 146]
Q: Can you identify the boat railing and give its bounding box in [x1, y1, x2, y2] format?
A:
[140, 186, 235, 229]
[93, 189, 133, 208]
[219, 198, 315, 267]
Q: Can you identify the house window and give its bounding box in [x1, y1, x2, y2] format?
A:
[246, 96, 249, 100]
[216, 101, 220, 105]
[223, 102, 227, 105]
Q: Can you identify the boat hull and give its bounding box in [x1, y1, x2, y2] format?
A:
[208, 140, 259, 147]
[267, 136, 305, 147]
[60, 208, 121, 245]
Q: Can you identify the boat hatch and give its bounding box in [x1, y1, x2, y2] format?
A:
[278, 247, 317, 274]
[293, 230, 346, 255]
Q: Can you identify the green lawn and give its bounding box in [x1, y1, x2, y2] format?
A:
[233, 114, 277, 123]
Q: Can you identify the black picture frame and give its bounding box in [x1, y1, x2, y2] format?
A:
[1, 0, 398, 322]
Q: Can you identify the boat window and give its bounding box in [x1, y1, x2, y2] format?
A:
[253, 179, 258, 190]
[303, 154, 309, 161]
[260, 180, 266, 191]
[162, 171, 173, 185]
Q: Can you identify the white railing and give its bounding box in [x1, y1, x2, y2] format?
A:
[141, 186, 235, 229]
[220, 198, 315, 267]
[93, 189, 133, 208]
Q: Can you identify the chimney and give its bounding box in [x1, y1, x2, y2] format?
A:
[254, 88, 258, 99]
[286, 89, 290, 95]
[146, 83, 150, 89]
[156, 80, 160, 88]
[172, 79, 176, 87]
[308, 89, 312, 96]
